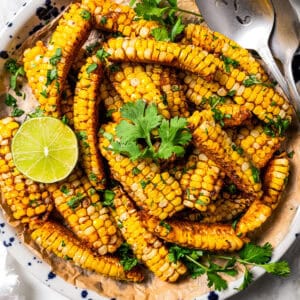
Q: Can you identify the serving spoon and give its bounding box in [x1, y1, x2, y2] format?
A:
[195, 0, 294, 107]
[270, 0, 300, 111]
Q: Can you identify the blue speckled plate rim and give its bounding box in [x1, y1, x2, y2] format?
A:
[0, 1, 300, 300]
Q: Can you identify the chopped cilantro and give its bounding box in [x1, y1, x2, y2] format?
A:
[61, 240, 66, 247]
[159, 220, 172, 232]
[40, 89, 48, 98]
[46, 68, 58, 86]
[117, 243, 138, 271]
[60, 185, 70, 195]
[100, 16, 107, 24]
[89, 172, 97, 181]
[96, 48, 111, 62]
[231, 144, 244, 155]
[5, 94, 17, 107]
[221, 55, 239, 73]
[250, 165, 260, 183]
[103, 190, 115, 207]
[80, 9, 91, 20]
[132, 167, 141, 175]
[140, 179, 150, 189]
[287, 151, 294, 158]
[49, 48, 62, 66]
[67, 193, 85, 209]
[86, 63, 98, 74]
[227, 90, 236, 97]
[106, 108, 116, 118]
[11, 107, 24, 117]
[61, 115, 69, 124]
[28, 107, 44, 118]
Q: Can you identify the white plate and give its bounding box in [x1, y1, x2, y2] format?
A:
[0, 1, 300, 300]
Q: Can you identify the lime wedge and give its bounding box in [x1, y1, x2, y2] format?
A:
[12, 117, 78, 183]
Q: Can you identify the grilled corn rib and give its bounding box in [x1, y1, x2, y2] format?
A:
[183, 24, 268, 81]
[236, 153, 289, 235]
[188, 110, 262, 198]
[61, 82, 74, 127]
[49, 168, 122, 255]
[82, 0, 160, 38]
[100, 76, 124, 123]
[199, 193, 253, 223]
[145, 65, 190, 118]
[23, 4, 92, 118]
[140, 212, 244, 251]
[73, 54, 106, 190]
[108, 63, 170, 119]
[99, 122, 184, 220]
[111, 187, 187, 282]
[30, 221, 143, 282]
[104, 37, 219, 78]
[179, 149, 224, 211]
[105, 37, 293, 124]
[234, 125, 284, 168]
[0, 118, 53, 223]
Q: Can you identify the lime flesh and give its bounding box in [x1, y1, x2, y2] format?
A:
[12, 117, 78, 183]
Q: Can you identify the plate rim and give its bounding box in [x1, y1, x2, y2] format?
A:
[0, 1, 300, 300]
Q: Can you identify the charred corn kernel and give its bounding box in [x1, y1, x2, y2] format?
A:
[60, 82, 74, 127]
[234, 125, 284, 168]
[213, 69, 293, 123]
[0, 118, 54, 223]
[49, 168, 122, 255]
[73, 54, 106, 189]
[108, 63, 170, 119]
[104, 37, 220, 78]
[145, 65, 190, 118]
[111, 187, 187, 282]
[99, 123, 184, 219]
[183, 72, 227, 106]
[100, 76, 124, 122]
[23, 4, 92, 118]
[236, 153, 289, 235]
[179, 149, 224, 212]
[141, 212, 244, 251]
[188, 110, 262, 198]
[183, 24, 268, 81]
[215, 104, 252, 127]
[199, 193, 253, 223]
[82, 0, 160, 38]
[30, 221, 143, 282]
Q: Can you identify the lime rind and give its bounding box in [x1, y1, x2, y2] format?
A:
[12, 117, 78, 183]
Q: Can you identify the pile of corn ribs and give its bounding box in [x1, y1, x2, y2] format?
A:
[0, 0, 293, 287]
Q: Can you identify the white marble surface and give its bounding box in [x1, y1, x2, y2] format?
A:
[0, 1, 299, 300]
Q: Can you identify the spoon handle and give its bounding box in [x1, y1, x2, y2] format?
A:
[284, 59, 300, 113]
[257, 45, 290, 98]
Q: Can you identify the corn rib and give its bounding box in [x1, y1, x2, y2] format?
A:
[30, 221, 144, 282]
[236, 153, 289, 235]
[49, 168, 122, 255]
[141, 212, 244, 251]
[188, 110, 262, 198]
[23, 4, 92, 117]
[0, 117, 53, 223]
[73, 53, 106, 189]
[111, 187, 187, 282]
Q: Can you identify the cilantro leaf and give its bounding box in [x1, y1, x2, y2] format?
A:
[156, 117, 192, 159]
[5, 94, 17, 107]
[110, 140, 143, 161]
[96, 48, 111, 62]
[49, 48, 62, 66]
[260, 261, 290, 276]
[207, 272, 228, 291]
[151, 27, 170, 41]
[170, 16, 185, 41]
[102, 190, 115, 207]
[11, 107, 24, 117]
[239, 242, 272, 264]
[117, 243, 139, 271]
[237, 267, 253, 291]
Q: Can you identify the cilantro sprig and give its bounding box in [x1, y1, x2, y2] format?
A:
[117, 243, 139, 271]
[130, 0, 203, 41]
[169, 242, 290, 291]
[107, 100, 191, 161]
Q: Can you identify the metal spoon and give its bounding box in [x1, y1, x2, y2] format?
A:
[195, 0, 291, 99]
[289, 0, 300, 22]
[270, 0, 300, 110]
